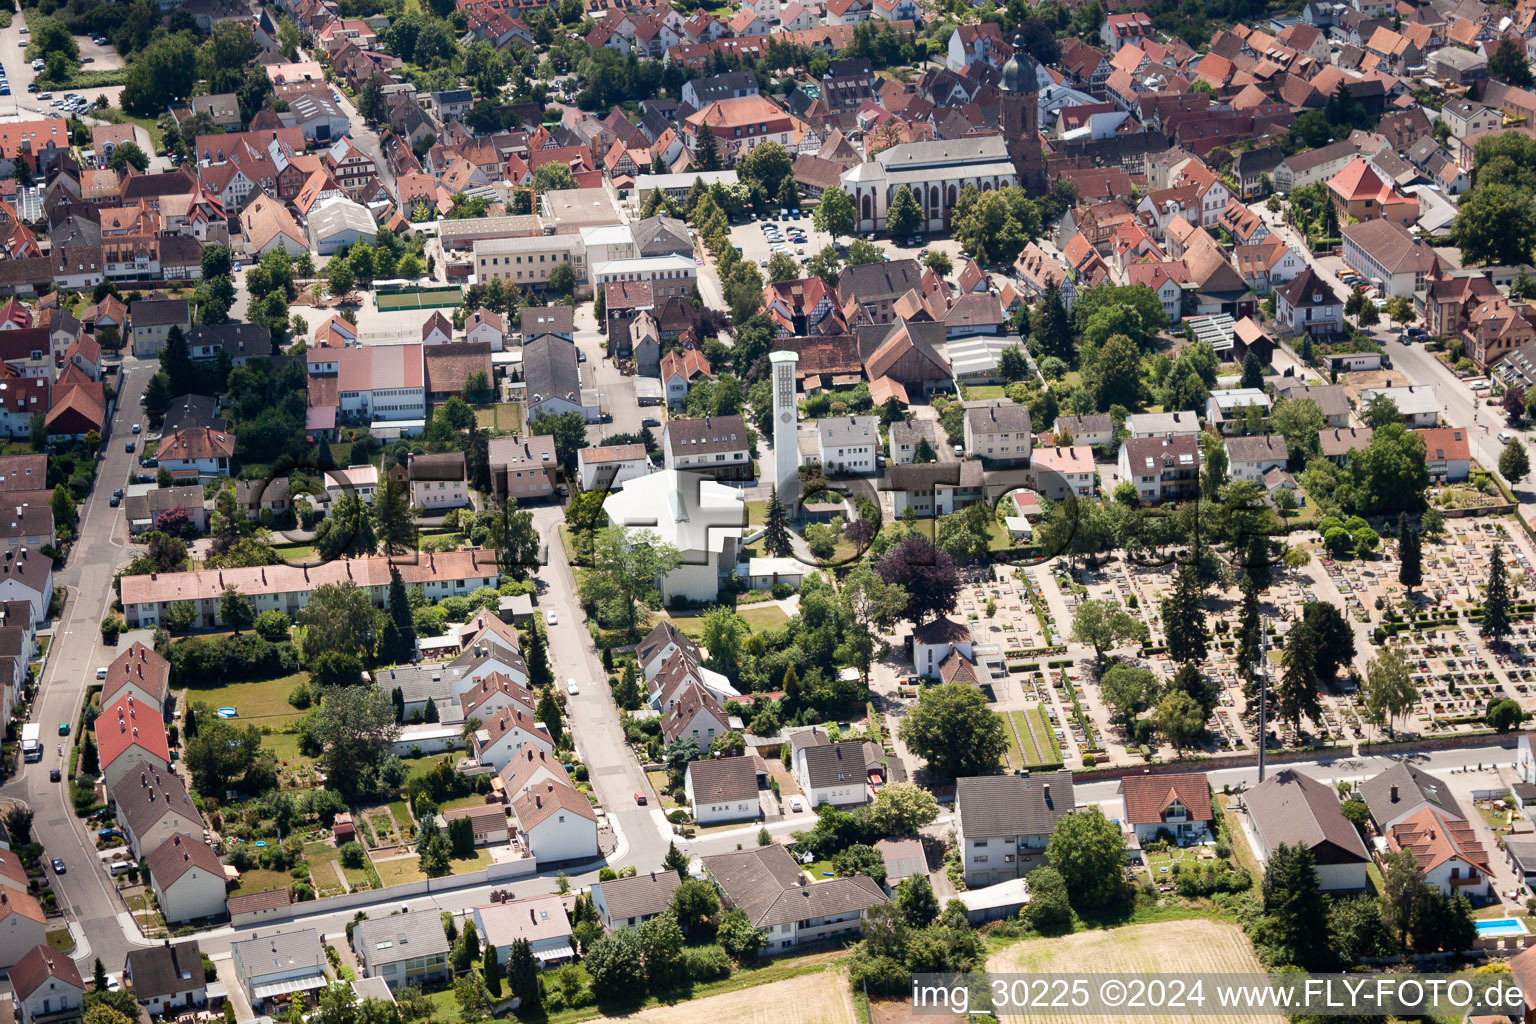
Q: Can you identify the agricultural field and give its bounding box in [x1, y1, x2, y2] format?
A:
[585, 966, 857, 1024]
[986, 920, 1280, 1024]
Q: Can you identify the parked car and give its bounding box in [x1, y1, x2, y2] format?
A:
[566, 679, 579, 695]
[1500, 431, 1514, 444]
[131, 423, 140, 434]
[51, 858, 64, 874]
[545, 609, 557, 626]
[633, 792, 647, 805]
[124, 441, 134, 452]
[108, 494, 119, 507]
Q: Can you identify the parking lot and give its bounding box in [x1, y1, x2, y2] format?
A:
[725, 212, 971, 275]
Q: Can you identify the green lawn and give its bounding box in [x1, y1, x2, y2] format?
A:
[997, 712, 1022, 769]
[421, 988, 461, 1024]
[664, 604, 789, 636]
[450, 849, 493, 874]
[303, 841, 349, 898]
[46, 928, 73, 954]
[801, 858, 835, 881]
[966, 385, 1006, 401]
[270, 542, 320, 563]
[228, 867, 293, 899]
[372, 855, 426, 887]
[747, 499, 768, 526]
[264, 731, 315, 768]
[183, 672, 310, 729]
[1011, 707, 1063, 768]
[437, 793, 490, 812]
[739, 605, 790, 631]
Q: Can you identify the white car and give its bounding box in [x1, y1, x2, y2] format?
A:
[1500, 431, 1515, 444]
[1470, 380, 1491, 391]
[544, 609, 557, 626]
[788, 796, 804, 812]
[566, 679, 579, 695]
[95, 667, 107, 680]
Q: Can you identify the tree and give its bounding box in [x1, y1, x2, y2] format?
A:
[875, 536, 959, 625]
[664, 840, 690, 878]
[537, 687, 563, 748]
[122, 34, 198, 116]
[1490, 696, 1527, 732]
[4, 806, 32, 846]
[1155, 689, 1205, 754]
[1270, 397, 1327, 465]
[1453, 182, 1536, 266]
[695, 124, 720, 171]
[1098, 662, 1157, 732]
[813, 186, 857, 241]
[896, 875, 939, 927]
[183, 718, 263, 798]
[481, 946, 502, 998]
[1348, 423, 1429, 515]
[897, 683, 1006, 777]
[1502, 437, 1531, 484]
[1024, 865, 1073, 935]
[670, 878, 720, 938]
[1046, 807, 1125, 910]
[584, 928, 646, 1001]
[833, 844, 887, 887]
[523, 623, 552, 687]
[1161, 565, 1209, 666]
[1262, 843, 1333, 969]
[1277, 621, 1321, 733]
[1071, 599, 1147, 667]
[886, 185, 922, 240]
[1356, 301, 1380, 328]
[219, 587, 255, 633]
[1490, 34, 1536, 87]
[1398, 515, 1422, 593]
[717, 909, 764, 961]
[762, 484, 793, 557]
[722, 261, 765, 324]
[505, 939, 538, 1009]
[997, 345, 1029, 383]
[1365, 648, 1416, 736]
[107, 142, 150, 173]
[1236, 351, 1264, 391]
[372, 475, 416, 556]
[51, 484, 77, 538]
[1301, 601, 1356, 678]
[530, 410, 589, 471]
[298, 582, 379, 660]
[1484, 539, 1513, 643]
[1087, 332, 1142, 410]
[1385, 295, 1415, 328]
[867, 781, 938, 836]
[327, 258, 355, 299]
[308, 687, 402, 801]
[579, 527, 684, 635]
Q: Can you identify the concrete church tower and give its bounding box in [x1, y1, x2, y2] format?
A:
[770, 349, 800, 512]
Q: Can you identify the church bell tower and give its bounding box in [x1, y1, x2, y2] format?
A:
[1000, 34, 1047, 196]
[770, 350, 800, 513]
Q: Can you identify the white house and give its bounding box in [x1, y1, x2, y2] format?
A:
[1244, 769, 1370, 891]
[0, 544, 52, 624]
[0, 891, 47, 969]
[602, 469, 744, 603]
[685, 755, 762, 824]
[1358, 385, 1439, 428]
[1274, 268, 1344, 336]
[474, 895, 574, 969]
[1223, 435, 1289, 483]
[1386, 806, 1492, 899]
[911, 617, 973, 680]
[111, 766, 204, 860]
[792, 736, 870, 807]
[351, 911, 451, 990]
[590, 871, 681, 931]
[638, 620, 695, 681]
[1030, 445, 1096, 501]
[156, 426, 234, 477]
[124, 941, 208, 1016]
[577, 443, 650, 492]
[955, 772, 1075, 886]
[1120, 772, 1213, 845]
[1205, 388, 1272, 435]
[1341, 218, 1438, 298]
[146, 833, 227, 923]
[471, 706, 555, 771]
[11, 945, 84, 1024]
[512, 779, 599, 863]
[812, 415, 880, 474]
[442, 804, 513, 847]
[465, 308, 506, 351]
[231, 931, 329, 1013]
[702, 845, 886, 954]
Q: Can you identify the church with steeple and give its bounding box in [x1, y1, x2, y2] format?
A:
[838, 32, 1048, 235]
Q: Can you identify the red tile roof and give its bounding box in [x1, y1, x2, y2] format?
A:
[95, 693, 170, 771]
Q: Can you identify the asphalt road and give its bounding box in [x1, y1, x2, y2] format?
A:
[0, 360, 156, 971]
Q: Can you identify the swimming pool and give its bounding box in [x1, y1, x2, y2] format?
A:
[1475, 918, 1529, 938]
